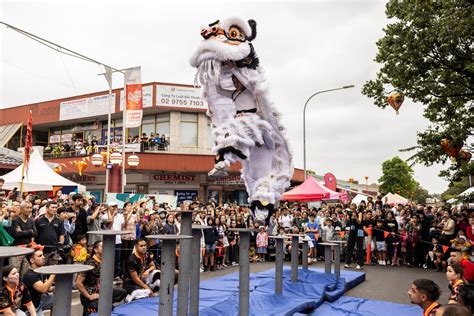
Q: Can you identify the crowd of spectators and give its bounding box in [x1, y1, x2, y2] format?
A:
[0, 179, 472, 315]
[43, 133, 170, 159]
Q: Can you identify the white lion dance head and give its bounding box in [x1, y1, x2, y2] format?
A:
[190, 17, 293, 226]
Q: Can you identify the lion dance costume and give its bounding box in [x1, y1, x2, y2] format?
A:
[190, 17, 293, 224]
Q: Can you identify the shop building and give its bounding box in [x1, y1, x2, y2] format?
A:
[0, 81, 305, 203]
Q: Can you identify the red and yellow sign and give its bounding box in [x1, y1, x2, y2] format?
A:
[125, 66, 143, 128]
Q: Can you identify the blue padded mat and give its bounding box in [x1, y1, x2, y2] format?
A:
[294, 295, 423, 316]
[105, 268, 366, 316]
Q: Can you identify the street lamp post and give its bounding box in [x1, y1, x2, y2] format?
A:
[303, 85, 355, 180]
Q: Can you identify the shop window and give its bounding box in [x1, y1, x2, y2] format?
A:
[180, 113, 198, 147]
[207, 118, 213, 148]
[142, 124, 155, 137]
[156, 113, 170, 137]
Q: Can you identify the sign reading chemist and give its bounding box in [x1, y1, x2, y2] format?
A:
[151, 174, 198, 184]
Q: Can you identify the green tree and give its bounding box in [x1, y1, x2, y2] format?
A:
[362, 0, 474, 182]
[441, 176, 470, 201]
[412, 183, 431, 204]
[379, 156, 417, 197]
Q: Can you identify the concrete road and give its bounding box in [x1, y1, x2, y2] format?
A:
[51, 261, 450, 316]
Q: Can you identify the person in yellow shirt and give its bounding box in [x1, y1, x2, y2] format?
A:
[71, 234, 89, 264]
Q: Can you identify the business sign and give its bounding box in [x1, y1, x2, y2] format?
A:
[120, 85, 153, 110]
[175, 190, 197, 203]
[155, 85, 208, 110]
[151, 174, 198, 184]
[60, 94, 116, 121]
[49, 135, 60, 144]
[209, 175, 244, 185]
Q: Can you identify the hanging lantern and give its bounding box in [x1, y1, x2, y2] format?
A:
[76, 161, 88, 176]
[53, 166, 62, 174]
[100, 151, 108, 166]
[127, 154, 140, 167]
[110, 152, 123, 165]
[440, 138, 462, 158]
[91, 153, 103, 167]
[457, 150, 472, 162]
[387, 90, 405, 115]
[364, 176, 369, 181]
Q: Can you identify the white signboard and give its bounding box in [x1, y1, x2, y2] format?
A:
[60, 94, 116, 121]
[155, 85, 208, 110]
[120, 85, 153, 110]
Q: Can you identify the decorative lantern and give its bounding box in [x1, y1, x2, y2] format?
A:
[364, 176, 369, 181]
[440, 138, 462, 158]
[91, 153, 103, 167]
[76, 161, 88, 176]
[387, 90, 405, 115]
[127, 154, 140, 167]
[53, 166, 62, 174]
[110, 152, 123, 165]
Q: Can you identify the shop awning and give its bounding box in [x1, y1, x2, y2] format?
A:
[0, 122, 22, 147]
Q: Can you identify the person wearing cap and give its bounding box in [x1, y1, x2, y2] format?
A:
[69, 193, 88, 243]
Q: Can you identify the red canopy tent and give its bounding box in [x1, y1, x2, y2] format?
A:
[281, 176, 331, 201]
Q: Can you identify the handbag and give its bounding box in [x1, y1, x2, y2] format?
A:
[0, 226, 14, 246]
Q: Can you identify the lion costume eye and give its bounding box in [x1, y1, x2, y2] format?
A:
[229, 27, 241, 39]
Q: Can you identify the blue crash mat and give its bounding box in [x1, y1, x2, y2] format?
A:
[104, 267, 366, 316]
[294, 296, 423, 316]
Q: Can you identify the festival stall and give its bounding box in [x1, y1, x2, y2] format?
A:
[281, 176, 330, 201]
[2, 150, 85, 192]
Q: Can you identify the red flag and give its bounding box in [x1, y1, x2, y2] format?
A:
[384, 231, 390, 239]
[442, 246, 449, 254]
[339, 231, 346, 239]
[24, 110, 33, 175]
[315, 233, 319, 240]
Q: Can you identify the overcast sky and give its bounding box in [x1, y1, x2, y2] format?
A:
[0, 0, 449, 194]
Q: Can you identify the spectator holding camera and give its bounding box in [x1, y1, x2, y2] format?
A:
[69, 193, 88, 243]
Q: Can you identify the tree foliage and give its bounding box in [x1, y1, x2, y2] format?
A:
[412, 183, 431, 204]
[379, 156, 418, 197]
[441, 176, 471, 201]
[362, 0, 474, 182]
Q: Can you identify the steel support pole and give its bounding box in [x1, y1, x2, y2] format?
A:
[334, 244, 341, 278]
[160, 239, 178, 316]
[177, 212, 193, 316]
[238, 231, 250, 316]
[275, 238, 284, 295]
[52, 273, 73, 316]
[324, 245, 332, 274]
[190, 229, 203, 316]
[302, 240, 309, 270]
[98, 234, 116, 316]
[290, 236, 299, 283]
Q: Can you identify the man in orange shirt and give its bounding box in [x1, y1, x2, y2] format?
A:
[408, 279, 441, 316]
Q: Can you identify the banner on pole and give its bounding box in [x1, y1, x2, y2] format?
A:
[125, 66, 143, 128]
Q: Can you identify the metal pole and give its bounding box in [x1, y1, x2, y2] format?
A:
[290, 236, 299, 283]
[190, 228, 204, 316]
[302, 240, 309, 270]
[275, 238, 284, 295]
[98, 234, 116, 316]
[334, 244, 341, 278]
[122, 75, 126, 194]
[324, 245, 332, 274]
[303, 85, 355, 180]
[104, 68, 113, 195]
[238, 231, 251, 316]
[52, 274, 73, 316]
[177, 212, 193, 316]
[160, 239, 178, 316]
